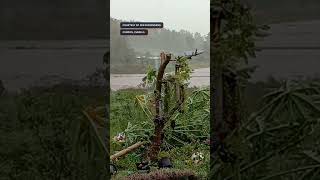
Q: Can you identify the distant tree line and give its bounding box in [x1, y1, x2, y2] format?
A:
[110, 18, 209, 73]
[126, 28, 209, 54]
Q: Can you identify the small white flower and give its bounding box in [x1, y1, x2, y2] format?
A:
[113, 132, 126, 143]
[191, 152, 204, 164]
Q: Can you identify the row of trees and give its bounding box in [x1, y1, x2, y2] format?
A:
[111, 18, 209, 54]
[126, 29, 209, 54]
[110, 18, 210, 70]
[110, 18, 136, 65]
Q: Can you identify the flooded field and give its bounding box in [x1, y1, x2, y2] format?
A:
[250, 20, 320, 81]
[1, 20, 320, 91]
[111, 68, 210, 90]
[0, 40, 106, 91]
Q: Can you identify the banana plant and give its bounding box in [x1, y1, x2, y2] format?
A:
[71, 106, 108, 179]
[210, 0, 268, 179]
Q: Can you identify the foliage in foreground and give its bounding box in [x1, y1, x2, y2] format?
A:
[0, 85, 107, 180]
[211, 79, 320, 180]
[110, 87, 210, 178]
[210, 0, 320, 180]
[211, 0, 320, 179]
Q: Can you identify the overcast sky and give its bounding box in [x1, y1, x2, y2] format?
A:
[110, 0, 210, 35]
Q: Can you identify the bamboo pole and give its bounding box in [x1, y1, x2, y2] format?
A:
[110, 141, 146, 161]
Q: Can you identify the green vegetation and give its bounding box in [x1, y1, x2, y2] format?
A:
[211, 0, 320, 179]
[3, 0, 320, 179]
[110, 87, 210, 179]
[110, 48, 209, 179]
[0, 85, 108, 180]
[210, 78, 320, 179]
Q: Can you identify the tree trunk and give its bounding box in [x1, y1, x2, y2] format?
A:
[147, 53, 171, 161]
[211, 3, 226, 154]
[213, 65, 225, 150]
